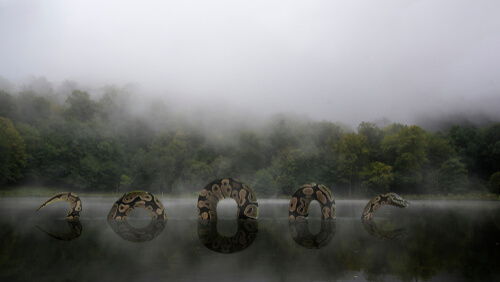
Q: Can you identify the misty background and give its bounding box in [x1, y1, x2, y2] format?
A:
[1, 1, 500, 197]
[1, 0, 500, 128]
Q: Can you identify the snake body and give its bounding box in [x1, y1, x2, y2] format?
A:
[289, 183, 335, 220]
[108, 191, 167, 220]
[197, 178, 258, 220]
[36, 192, 82, 220]
[361, 193, 410, 220]
[34, 188, 412, 244]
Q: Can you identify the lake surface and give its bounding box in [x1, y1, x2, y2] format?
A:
[1, 197, 499, 281]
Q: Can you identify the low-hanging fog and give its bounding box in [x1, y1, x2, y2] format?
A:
[1, 0, 500, 128]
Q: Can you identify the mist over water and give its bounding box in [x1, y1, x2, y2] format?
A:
[1, 197, 500, 281]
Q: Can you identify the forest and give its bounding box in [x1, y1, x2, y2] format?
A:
[1, 77, 500, 198]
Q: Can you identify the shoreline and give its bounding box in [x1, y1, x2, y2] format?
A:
[1, 187, 498, 201]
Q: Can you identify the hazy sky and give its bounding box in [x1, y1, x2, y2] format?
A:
[1, 0, 499, 126]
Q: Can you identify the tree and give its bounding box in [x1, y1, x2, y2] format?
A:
[16, 91, 51, 124]
[148, 130, 177, 193]
[251, 169, 276, 197]
[335, 133, 369, 197]
[0, 90, 18, 120]
[15, 123, 41, 181]
[437, 158, 469, 194]
[361, 161, 394, 194]
[357, 122, 383, 160]
[269, 119, 295, 154]
[479, 123, 500, 177]
[65, 90, 98, 121]
[426, 132, 455, 167]
[489, 171, 500, 194]
[0, 117, 26, 186]
[447, 126, 481, 175]
[381, 125, 428, 192]
[270, 147, 303, 195]
[235, 131, 265, 177]
[181, 159, 212, 193]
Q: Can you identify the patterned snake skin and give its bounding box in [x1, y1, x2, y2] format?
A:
[107, 191, 167, 220]
[197, 178, 258, 220]
[36, 192, 82, 220]
[289, 183, 335, 220]
[361, 193, 410, 220]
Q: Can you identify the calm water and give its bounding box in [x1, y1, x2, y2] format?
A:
[0, 197, 499, 281]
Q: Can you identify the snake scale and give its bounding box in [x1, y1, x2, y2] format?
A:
[197, 178, 258, 220]
[107, 191, 167, 220]
[36, 192, 82, 220]
[34, 181, 410, 245]
[361, 192, 410, 220]
[289, 183, 336, 220]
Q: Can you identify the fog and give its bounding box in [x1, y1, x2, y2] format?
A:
[1, 0, 500, 127]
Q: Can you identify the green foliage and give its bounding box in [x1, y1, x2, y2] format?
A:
[447, 125, 481, 174]
[270, 147, 303, 195]
[251, 169, 276, 197]
[16, 91, 51, 124]
[489, 171, 500, 194]
[361, 161, 394, 194]
[65, 90, 98, 121]
[0, 117, 26, 186]
[119, 174, 133, 191]
[0, 90, 18, 120]
[480, 124, 500, 176]
[235, 131, 265, 176]
[381, 125, 428, 192]
[14, 123, 41, 180]
[2, 84, 499, 197]
[437, 158, 469, 194]
[335, 133, 369, 196]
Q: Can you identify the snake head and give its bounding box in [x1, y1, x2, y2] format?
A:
[389, 193, 410, 208]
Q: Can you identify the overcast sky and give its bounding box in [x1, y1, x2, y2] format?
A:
[1, 0, 499, 126]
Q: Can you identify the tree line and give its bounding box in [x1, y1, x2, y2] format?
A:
[1, 82, 499, 197]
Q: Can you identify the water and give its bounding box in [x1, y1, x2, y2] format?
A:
[1, 197, 499, 281]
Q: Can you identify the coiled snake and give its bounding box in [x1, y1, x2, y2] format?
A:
[289, 183, 335, 220]
[107, 191, 167, 220]
[197, 178, 258, 220]
[34, 185, 410, 245]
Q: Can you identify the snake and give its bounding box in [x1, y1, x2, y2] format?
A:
[198, 220, 258, 253]
[289, 183, 336, 220]
[36, 192, 82, 220]
[361, 192, 410, 220]
[107, 191, 167, 220]
[197, 178, 258, 220]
